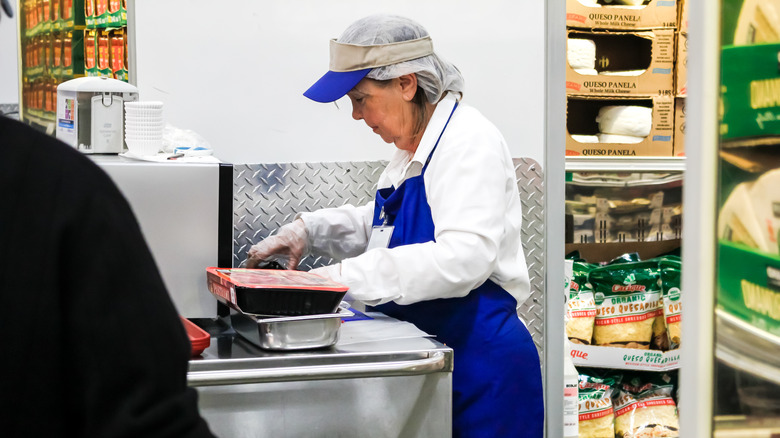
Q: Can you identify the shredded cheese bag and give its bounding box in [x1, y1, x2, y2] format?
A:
[589, 261, 663, 348]
[567, 261, 597, 344]
[614, 373, 680, 438]
[660, 260, 682, 349]
[578, 374, 619, 438]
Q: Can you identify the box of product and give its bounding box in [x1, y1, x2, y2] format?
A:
[721, 43, 780, 145]
[84, 29, 97, 76]
[678, 0, 687, 33]
[94, 0, 108, 27]
[107, 0, 127, 26]
[566, 94, 675, 157]
[566, 29, 675, 96]
[52, 33, 63, 77]
[85, 0, 96, 27]
[59, 0, 86, 28]
[674, 97, 685, 156]
[675, 31, 687, 96]
[97, 29, 112, 77]
[566, 0, 679, 30]
[109, 29, 127, 81]
[61, 29, 85, 78]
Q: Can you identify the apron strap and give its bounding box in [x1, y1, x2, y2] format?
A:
[422, 101, 459, 172]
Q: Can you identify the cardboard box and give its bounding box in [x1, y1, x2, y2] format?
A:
[566, 29, 675, 96]
[674, 97, 686, 156]
[565, 239, 681, 264]
[678, 0, 688, 33]
[675, 31, 687, 96]
[569, 342, 680, 370]
[566, 94, 675, 157]
[566, 0, 679, 30]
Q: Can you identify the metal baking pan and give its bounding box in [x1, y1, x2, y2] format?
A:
[231, 306, 354, 351]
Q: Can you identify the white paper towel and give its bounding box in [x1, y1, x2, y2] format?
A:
[575, 68, 599, 76]
[596, 105, 652, 137]
[571, 134, 600, 143]
[597, 133, 645, 144]
[568, 39, 597, 70]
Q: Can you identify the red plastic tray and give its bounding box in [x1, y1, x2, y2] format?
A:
[206, 267, 349, 316]
[181, 317, 210, 357]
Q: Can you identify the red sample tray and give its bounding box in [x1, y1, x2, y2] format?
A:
[206, 267, 349, 316]
[181, 317, 210, 357]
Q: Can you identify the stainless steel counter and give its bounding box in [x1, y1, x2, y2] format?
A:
[189, 314, 454, 438]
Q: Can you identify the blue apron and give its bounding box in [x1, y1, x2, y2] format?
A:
[371, 103, 544, 438]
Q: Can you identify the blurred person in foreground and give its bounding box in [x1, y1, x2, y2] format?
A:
[0, 112, 216, 437]
[246, 14, 543, 438]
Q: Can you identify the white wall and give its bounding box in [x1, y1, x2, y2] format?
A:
[0, 9, 20, 104]
[132, 0, 545, 165]
[1, 2, 546, 164]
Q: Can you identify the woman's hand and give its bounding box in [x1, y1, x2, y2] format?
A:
[246, 219, 308, 269]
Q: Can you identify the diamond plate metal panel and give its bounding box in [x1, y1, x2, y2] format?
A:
[514, 158, 545, 361]
[233, 162, 386, 270]
[233, 159, 545, 360]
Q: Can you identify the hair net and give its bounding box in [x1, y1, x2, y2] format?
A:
[337, 14, 465, 103]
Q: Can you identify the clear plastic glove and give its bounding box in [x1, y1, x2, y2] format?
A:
[309, 263, 343, 283]
[246, 219, 308, 270]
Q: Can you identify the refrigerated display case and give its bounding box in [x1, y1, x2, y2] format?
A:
[564, 159, 684, 438]
[561, 0, 689, 436]
[681, 0, 780, 436]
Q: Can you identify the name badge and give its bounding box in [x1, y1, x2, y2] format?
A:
[366, 226, 394, 251]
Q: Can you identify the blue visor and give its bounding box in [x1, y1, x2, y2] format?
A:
[303, 68, 371, 103]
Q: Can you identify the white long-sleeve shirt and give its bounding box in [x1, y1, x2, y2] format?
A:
[299, 93, 530, 307]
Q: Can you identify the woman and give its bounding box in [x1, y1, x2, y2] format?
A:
[247, 14, 543, 438]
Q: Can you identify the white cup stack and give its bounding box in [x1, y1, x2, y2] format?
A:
[124, 101, 164, 156]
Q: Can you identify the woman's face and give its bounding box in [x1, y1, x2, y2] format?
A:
[347, 76, 419, 152]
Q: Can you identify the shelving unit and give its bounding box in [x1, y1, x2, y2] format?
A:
[565, 157, 686, 173]
[16, 0, 129, 131]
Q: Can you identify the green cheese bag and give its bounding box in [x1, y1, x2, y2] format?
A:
[659, 259, 682, 350]
[588, 261, 663, 349]
[567, 261, 597, 345]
